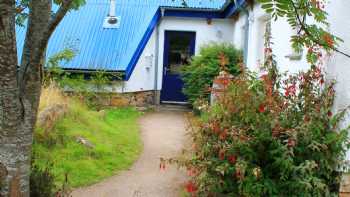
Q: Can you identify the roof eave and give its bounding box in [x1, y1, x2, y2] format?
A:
[222, 0, 247, 18]
[159, 6, 222, 12]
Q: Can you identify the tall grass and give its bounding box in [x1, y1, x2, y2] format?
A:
[34, 85, 143, 188]
[39, 83, 68, 112]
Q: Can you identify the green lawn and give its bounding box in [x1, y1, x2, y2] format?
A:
[33, 101, 143, 187]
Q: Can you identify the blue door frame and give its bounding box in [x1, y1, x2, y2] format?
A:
[160, 31, 196, 103]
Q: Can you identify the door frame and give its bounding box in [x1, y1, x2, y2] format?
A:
[160, 30, 196, 103]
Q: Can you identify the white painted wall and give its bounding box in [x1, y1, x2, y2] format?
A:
[120, 16, 235, 93]
[325, 1, 350, 160]
[326, 0, 350, 117]
[105, 30, 158, 93]
[270, 18, 309, 73]
[157, 17, 235, 91]
[245, 4, 270, 72]
[122, 30, 158, 92]
[232, 11, 250, 63]
[232, 12, 247, 51]
[233, 4, 309, 73]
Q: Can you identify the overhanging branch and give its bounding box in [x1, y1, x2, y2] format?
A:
[290, 1, 350, 59]
[36, 0, 74, 58]
[18, 0, 75, 110]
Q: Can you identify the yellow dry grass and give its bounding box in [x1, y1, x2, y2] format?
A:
[39, 83, 68, 113]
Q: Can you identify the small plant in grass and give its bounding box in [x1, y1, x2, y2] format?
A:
[30, 162, 56, 197]
[43, 49, 123, 109]
[181, 43, 242, 104]
[58, 71, 123, 110]
[43, 48, 76, 86]
[30, 153, 72, 197]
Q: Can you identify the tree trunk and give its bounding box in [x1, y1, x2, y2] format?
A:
[0, 0, 51, 196]
[0, 1, 32, 196]
[19, 0, 52, 113]
[0, 0, 74, 196]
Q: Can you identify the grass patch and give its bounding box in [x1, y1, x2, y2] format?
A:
[33, 100, 142, 188]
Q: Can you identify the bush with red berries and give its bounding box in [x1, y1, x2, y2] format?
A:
[168, 17, 350, 196]
[173, 62, 350, 196]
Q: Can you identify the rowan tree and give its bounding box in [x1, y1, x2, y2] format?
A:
[0, 0, 84, 196]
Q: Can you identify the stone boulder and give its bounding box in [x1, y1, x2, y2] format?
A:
[76, 136, 95, 149]
[37, 103, 68, 134]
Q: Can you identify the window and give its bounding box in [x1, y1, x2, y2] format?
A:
[167, 33, 193, 74]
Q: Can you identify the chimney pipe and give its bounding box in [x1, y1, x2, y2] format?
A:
[109, 0, 116, 17]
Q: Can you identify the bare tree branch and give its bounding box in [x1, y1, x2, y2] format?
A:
[37, 0, 75, 60]
[19, 0, 74, 91]
[18, 0, 74, 123]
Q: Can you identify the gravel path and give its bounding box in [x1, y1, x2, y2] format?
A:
[72, 110, 188, 197]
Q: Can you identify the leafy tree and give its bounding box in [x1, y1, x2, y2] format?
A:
[44, 48, 76, 85]
[0, 0, 84, 196]
[257, 0, 350, 62]
[181, 0, 350, 61]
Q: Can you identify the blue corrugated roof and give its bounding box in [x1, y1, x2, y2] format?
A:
[16, 0, 228, 76]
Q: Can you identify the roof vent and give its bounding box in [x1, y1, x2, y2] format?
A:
[103, 0, 121, 29]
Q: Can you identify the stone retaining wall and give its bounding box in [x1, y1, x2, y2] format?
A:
[109, 91, 155, 107]
[66, 90, 156, 107]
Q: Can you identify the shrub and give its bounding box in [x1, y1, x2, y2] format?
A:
[57, 71, 123, 110]
[43, 48, 76, 86]
[30, 159, 56, 197]
[43, 49, 123, 109]
[169, 23, 350, 196]
[30, 161, 71, 197]
[171, 61, 350, 196]
[182, 43, 242, 103]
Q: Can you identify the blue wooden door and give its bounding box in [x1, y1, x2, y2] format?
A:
[161, 31, 196, 103]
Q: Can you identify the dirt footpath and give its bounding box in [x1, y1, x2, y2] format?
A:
[72, 110, 188, 197]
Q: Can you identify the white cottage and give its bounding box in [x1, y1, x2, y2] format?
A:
[16, 0, 241, 105]
[16, 0, 350, 118]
